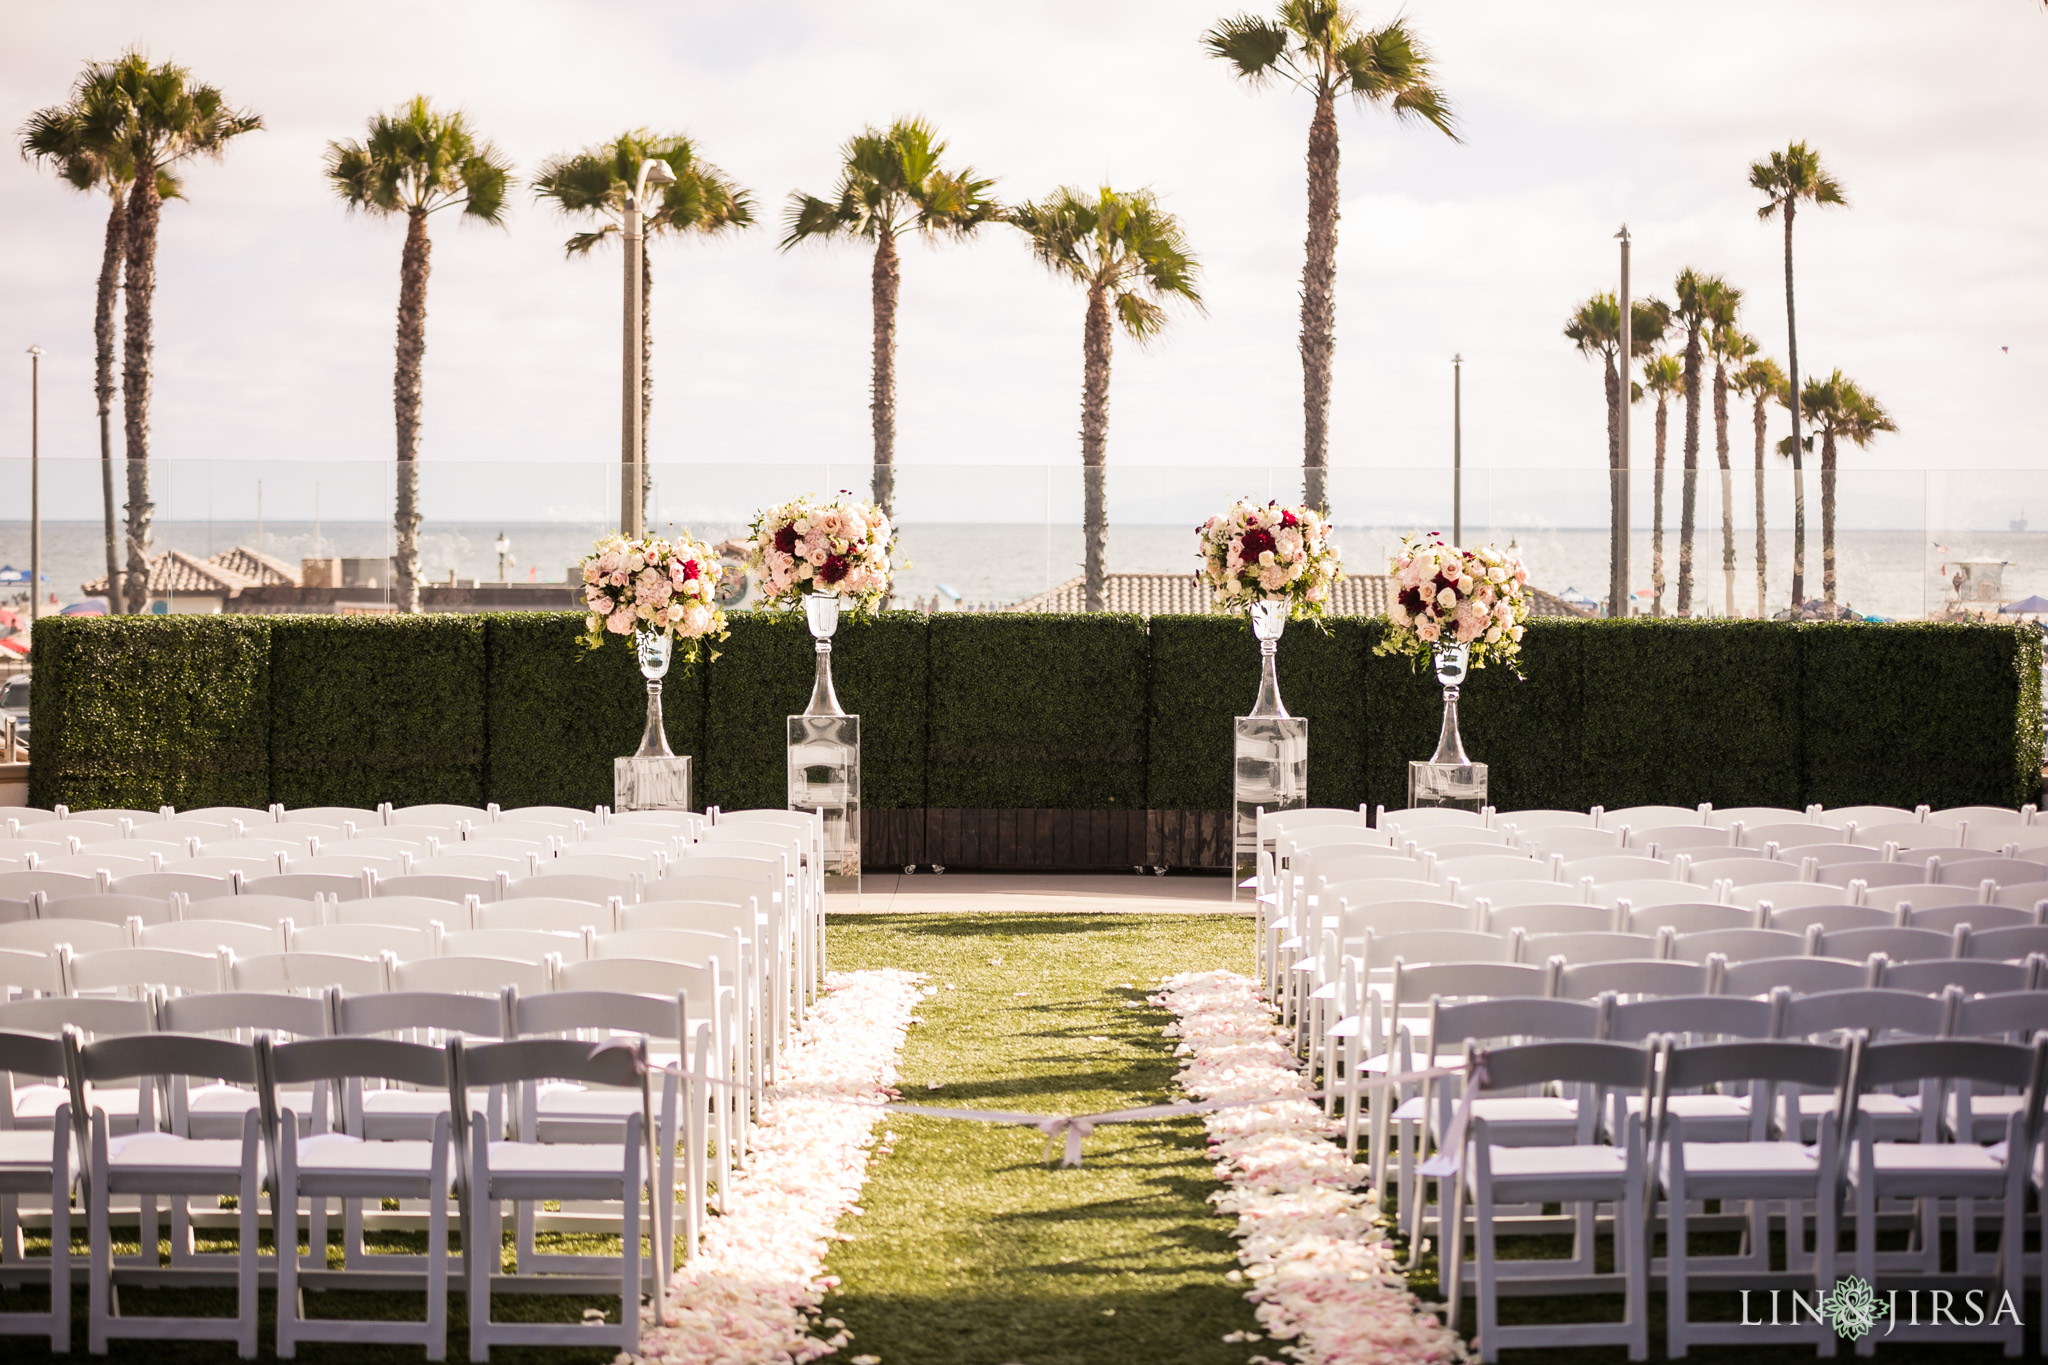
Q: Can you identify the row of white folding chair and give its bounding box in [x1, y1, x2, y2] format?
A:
[701, 811, 825, 1009]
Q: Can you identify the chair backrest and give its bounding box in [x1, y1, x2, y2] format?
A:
[1260, 807, 1370, 842]
[73, 1031, 256, 1086]
[1797, 844, 1889, 868]
[43, 892, 177, 926]
[1431, 854, 1544, 885]
[183, 893, 326, 927]
[1953, 990, 2048, 1042]
[1518, 931, 1660, 966]
[377, 873, 499, 904]
[388, 804, 484, 828]
[0, 918, 128, 955]
[1589, 881, 1704, 910]
[278, 806, 381, 826]
[1469, 879, 1595, 910]
[0, 947, 66, 998]
[1828, 864, 1933, 894]
[390, 954, 552, 998]
[1604, 805, 1706, 828]
[1877, 956, 2029, 997]
[1738, 822, 1847, 850]
[1763, 904, 1892, 935]
[1927, 805, 2029, 828]
[542, 852, 654, 881]
[333, 988, 503, 1039]
[0, 1029, 69, 1088]
[263, 1034, 447, 1090]
[1553, 959, 1712, 1001]
[617, 900, 755, 938]
[1626, 902, 1755, 936]
[458, 838, 554, 862]
[1475, 1039, 1652, 1094]
[1850, 1037, 2046, 1133]
[1822, 805, 1917, 829]
[1323, 879, 1446, 911]
[1992, 882, 2048, 911]
[329, 894, 471, 931]
[1817, 925, 1956, 964]
[245, 872, 367, 901]
[1388, 960, 1549, 1017]
[1398, 827, 1512, 851]
[1858, 822, 1968, 851]
[160, 990, 329, 1039]
[451, 1033, 647, 1094]
[1729, 884, 1848, 912]
[413, 853, 531, 880]
[1704, 806, 1813, 829]
[1514, 828, 1625, 859]
[33, 853, 153, 879]
[512, 988, 686, 1042]
[505, 873, 637, 905]
[498, 805, 601, 827]
[664, 855, 782, 900]
[1668, 927, 1807, 964]
[477, 896, 615, 933]
[1431, 996, 1600, 1050]
[139, 919, 283, 958]
[1905, 903, 2031, 934]
[110, 871, 233, 900]
[485, 821, 581, 845]
[1276, 828, 1390, 861]
[1936, 857, 2046, 887]
[65, 946, 223, 997]
[227, 950, 388, 996]
[1492, 809, 1600, 831]
[1378, 806, 1490, 830]
[1484, 903, 1616, 937]
[558, 955, 720, 1002]
[1686, 858, 1798, 889]
[1299, 850, 1425, 888]
[290, 920, 440, 961]
[442, 927, 587, 964]
[175, 805, 276, 825]
[286, 854, 409, 879]
[1963, 925, 2048, 962]
[592, 928, 730, 969]
[1655, 1039, 1846, 1131]
[1718, 954, 1873, 998]
[0, 870, 98, 901]
[1775, 987, 1945, 1042]
[1359, 928, 1511, 972]
[1630, 825, 1739, 854]
[1606, 993, 1773, 1044]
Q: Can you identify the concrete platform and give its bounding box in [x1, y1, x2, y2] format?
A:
[828, 871, 1248, 915]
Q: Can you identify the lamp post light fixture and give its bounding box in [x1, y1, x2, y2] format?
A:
[495, 530, 512, 583]
[26, 346, 42, 625]
[621, 157, 677, 540]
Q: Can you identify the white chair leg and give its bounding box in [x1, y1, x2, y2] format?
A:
[238, 1145, 261, 1359]
[277, 1137, 300, 1359]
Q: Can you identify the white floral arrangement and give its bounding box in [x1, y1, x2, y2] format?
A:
[1379, 531, 1529, 670]
[745, 493, 895, 612]
[578, 531, 728, 662]
[1196, 498, 1342, 620]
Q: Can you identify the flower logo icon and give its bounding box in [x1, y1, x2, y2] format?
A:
[1820, 1275, 1881, 1340]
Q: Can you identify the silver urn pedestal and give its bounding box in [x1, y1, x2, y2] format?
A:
[615, 628, 693, 812]
[1406, 642, 1487, 811]
[787, 592, 861, 891]
[1232, 599, 1307, 898]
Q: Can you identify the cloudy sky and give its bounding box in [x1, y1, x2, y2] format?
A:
[2, 0, 2044, 508]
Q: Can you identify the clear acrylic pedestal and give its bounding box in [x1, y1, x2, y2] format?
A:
[615, 755, 692, 812]
[788, 714, 860, 892]
[1234, 715, 1307, 891]
[1407, 758, 1487, 812]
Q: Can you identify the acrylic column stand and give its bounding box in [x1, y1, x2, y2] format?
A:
[788, 592, 861, 893]
[615, 629, 693, 811]
[1407, 642, 1487, 811]
[1233, 600, 1307, 900]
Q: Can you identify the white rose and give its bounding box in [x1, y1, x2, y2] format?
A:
[1510, 625, 1525, 642]
[1485, 625, 1502, 643]
[1436, 587, 1457, 609]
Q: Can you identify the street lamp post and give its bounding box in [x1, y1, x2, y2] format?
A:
[495, 530, 512, 583]
[1613, 224, 1632, 618]
[26, 346, 41, 626]
[1452, 354, 1463, 544]
[621, 158, 677, 539]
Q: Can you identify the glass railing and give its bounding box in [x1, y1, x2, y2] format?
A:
[0, 457, 2042, 627]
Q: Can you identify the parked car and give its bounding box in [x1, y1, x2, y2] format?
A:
[0, 675, 28, 747]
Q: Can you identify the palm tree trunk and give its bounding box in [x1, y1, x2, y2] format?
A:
[392, 207, 431, 613]
[641, 251, 655, 519]
[870, 227, 899, 520]
[1752, 393, 1768, 618]
[1678, 333, 1701, 616]
[95, 188, 128, 612]
[1783, 206, 1804, 608]
[119, 162, 161, 616]
[1604, 353, 1621, 615]
[1653, 395, 1668, 618]
[1080, 281, 1114, 612]
[1714, 359, 1734, 616]
[1299, 88, 1338, 515]
[1821, 427, 1837, 605]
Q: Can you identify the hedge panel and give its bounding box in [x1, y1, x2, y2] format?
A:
[1579, 619, 1803, 810]
[701, 610, 928, 814]
[483, 613, 705, 811]
[927, 613, 1148, 809]
[26, 615, 271, 811]
[269, 615, 487, 808]
[1800, 621, 2044, 810]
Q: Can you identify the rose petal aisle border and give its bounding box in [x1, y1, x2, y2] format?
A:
[1155, 968, 1469, 1365]
[629, 967, 927, 1365]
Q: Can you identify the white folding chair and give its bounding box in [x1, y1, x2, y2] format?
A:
[1963, 924, 2048, 962]
[1491, 809, 1600, 832]
[1739, 822, 1848, 850]
[1704, 805, 1812, 829]
[390, 955, 553, 999]
[1553, 958, 1713, 1001]
[477, 896, 617, 933]
[1668, 927, 1808, 964]
[1904, 903, 2032, 934]
[414, 854, 533, 880]
[0, 999, 153, 1138]
[1624, 902, 1755, 936]
[137, 917, 282, 959]
[225, 950, 390, 996]
[43, 892, 177, 927]
[1763, 903, 1892, 935]
[1877, 957, 2030, 997]
[331, 893, 475, 932]
[0, 948, 64, 1003]
[543, 852, 654, 881]
[291, 920, 442, 961]
[109, 871, 232, 901]
[0, 871, 99, 903]
[1603, 804, 1706, 828]
[1627, 824, 1738, 855]
[246, 872, 369, 902]
[388, 804, 486, 828]
[286, 853, 410, 880]
[444, 927, 588, 964]
[1516, 931, 1658, 966]
[278, 807, 381, 827]
[1728, 883, 1849, 912]
[1483, 903, 1617, 937]
[63, 946, 223, 999]
[0, 1029, 73, 1350]
[380, 874, 500, 905]
[0, 919, 128, 956]
[505, 873, 637, 906]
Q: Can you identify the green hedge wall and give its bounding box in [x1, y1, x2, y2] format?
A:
[24, 611, 2046, 815]
[27, 615, 271, 811]
[269, 615, 488, 809]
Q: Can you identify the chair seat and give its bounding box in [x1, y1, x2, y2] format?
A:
[191, 1084, 318, 1137]
[104, 1132, 251, 1190]
[0, 1129, 61, 1188]
[1848, 1141, 2011, 1198]
[1662, 1141, 1822, 1198]
[1434, 1096, 1578, 1141]
[1476, 1142, 1633, 1201]
[484, 1139, 642, 1177]
[294, 1133, 452, 1193]
[20, 1083, 138, 1126]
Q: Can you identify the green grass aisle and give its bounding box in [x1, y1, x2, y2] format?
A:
[823, 910, 1267, 1365]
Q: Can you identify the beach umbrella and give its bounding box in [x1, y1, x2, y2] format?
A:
[0, 566, 47, 585]
[59, 599, 108, 617]
[1999, 595, 2048, 615]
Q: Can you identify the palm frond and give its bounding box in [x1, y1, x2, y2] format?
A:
[781, 190, 857, 249]
[1342, 22, 1457, 138]
[1202, 15, 1291, 84]
[1012, 184, 1201, 342]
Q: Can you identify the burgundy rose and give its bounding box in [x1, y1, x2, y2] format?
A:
[1240, 527, 1277, 560]
[682, 559, 700, 580]
[772, 525, 797, 554]
[819, 553, 849, 585]
[1399, 586, 1427, 614]
[1280, 509, 1298, 528]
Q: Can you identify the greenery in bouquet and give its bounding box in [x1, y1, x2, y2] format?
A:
[578, 531, 729, 663]
[1377, 532, 1530, 671]
[1196, 498, 1342, 621]
[744, 492, 896, 612]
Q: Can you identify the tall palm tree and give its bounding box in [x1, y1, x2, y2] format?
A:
[1730, 355, 1786, 618]
[1643, 354, 1682, 617]
[1800, 370, 1895, 606]
[1670, 269, 1736, 616]
[781, 118, 997, 519]
[1564, 291, 1669, 577]
[69, 52, 259, 614]
[534, 131, 752, 517]
[19, 69, 181, 612]
[1710, 322, 1755, 616]
[1205, 2, 1454, 514]
[1751, 142, 1846, 608]
[1008, 187, 1202, 612]
[327, 98, 512, 613]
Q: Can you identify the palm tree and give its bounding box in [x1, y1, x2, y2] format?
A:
[1800, 370, 1895, 606]
[1751, 142, 1846, 608]
[19, 67, 181, 612]
[1205, 2, 1455, 513]
[1730, 355, 1786, 618]
[1008, 187, 1202, 612]
[1710, 322, 1755, 616]
[781, 118, 997, 519]
[1565, 291, 1668, 605]
[327, 98, 512, 613]
[534, 131, 752, 517]
[1643, 354, 1682, 617]
[1670, 269, 1737, 616]
[68, 52, 259, 614]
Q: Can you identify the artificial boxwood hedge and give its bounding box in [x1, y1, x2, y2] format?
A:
[26, 611, 2046, 817]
